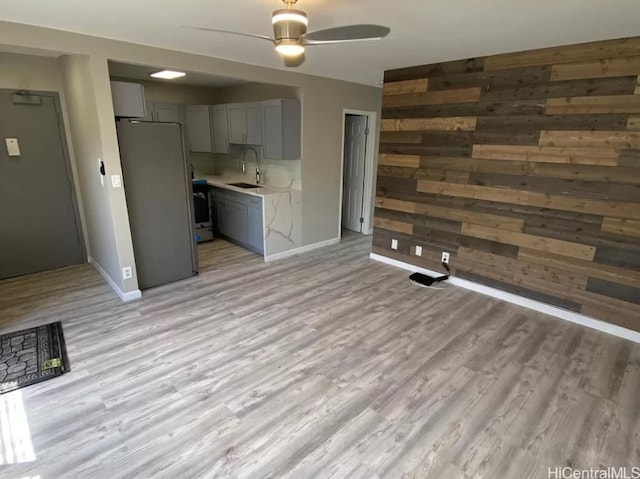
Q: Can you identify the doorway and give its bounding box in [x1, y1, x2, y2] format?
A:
[340, 110, 377, 235]
[0, 90, 85, 280]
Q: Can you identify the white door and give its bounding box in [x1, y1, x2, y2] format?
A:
[342, 115, 368, 233]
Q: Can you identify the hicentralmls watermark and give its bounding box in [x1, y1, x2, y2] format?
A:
[548, 467, 640, 479]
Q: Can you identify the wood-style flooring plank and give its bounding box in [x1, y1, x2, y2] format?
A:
[0, 234, 638, 478]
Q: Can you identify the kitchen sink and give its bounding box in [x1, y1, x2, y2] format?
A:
[226, 182, 260, 189]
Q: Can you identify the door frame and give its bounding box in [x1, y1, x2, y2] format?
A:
[338, 108, 377, 237]
[0, 88, 87, 262]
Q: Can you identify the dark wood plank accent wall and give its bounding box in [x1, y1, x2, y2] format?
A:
[374, 36, 640, 332]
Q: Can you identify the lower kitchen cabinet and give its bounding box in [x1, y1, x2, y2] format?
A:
[211, 188, 263, 254]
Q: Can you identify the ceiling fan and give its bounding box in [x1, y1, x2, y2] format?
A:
[185, 0, 390, 66]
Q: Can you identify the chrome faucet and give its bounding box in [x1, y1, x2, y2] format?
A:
[242, 147, 261, 185]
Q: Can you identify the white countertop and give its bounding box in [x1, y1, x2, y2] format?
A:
[196, 175, 298, 198]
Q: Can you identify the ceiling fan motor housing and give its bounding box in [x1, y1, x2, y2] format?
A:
[272, 9, 308, 41]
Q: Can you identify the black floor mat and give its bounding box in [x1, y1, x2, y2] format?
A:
[0, 322, 69, 395]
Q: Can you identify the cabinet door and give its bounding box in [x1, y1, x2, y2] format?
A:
[216, 199, 230, 237]
[228, 201, 248, 243]
[185, 105, 213, 152]
[227, 104, 246, 144]
[245, 102, 263, 145]
[247, 206, 264, 254]
[155, 103, 185, 123]
[111, 81, 147, 118]
[262, 100, 283, 159]
[211, 105, 230, 153]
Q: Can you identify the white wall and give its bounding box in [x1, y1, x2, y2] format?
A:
[60, 55, 139, 295]
[0, 20, 381, 296]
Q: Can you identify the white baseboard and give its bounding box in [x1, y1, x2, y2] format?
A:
[88, 256, 142, 302]
[370, 253, 640, 344]
[265, 237, 341, 262]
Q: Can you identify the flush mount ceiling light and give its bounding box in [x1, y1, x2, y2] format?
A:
[185, 0, 390, 66]
[150, 70, 186, 80]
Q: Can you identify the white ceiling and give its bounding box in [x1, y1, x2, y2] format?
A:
[1, 0, 640, 86]
[108, 61, 247, 88]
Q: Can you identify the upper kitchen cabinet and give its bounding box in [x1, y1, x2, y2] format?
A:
[210, 105, 230, 154]
[154, 103, 185, 123]
[111, 81, 147, 118]
[137, 102, 185, 123]
[228, 102, 263, 145]
[262, 99, 301, 160]
[185, 105, 213, 152]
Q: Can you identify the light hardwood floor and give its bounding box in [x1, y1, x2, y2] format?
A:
[0, 233, 638, 479]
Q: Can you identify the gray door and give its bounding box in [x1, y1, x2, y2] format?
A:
[0, 92, 84, 280]
[342, 115, 368, 233]
[117, 121, 196, 290]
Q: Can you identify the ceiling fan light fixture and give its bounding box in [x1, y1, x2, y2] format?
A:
[275, 40, 305, 57]
[271, 10, 308, 26]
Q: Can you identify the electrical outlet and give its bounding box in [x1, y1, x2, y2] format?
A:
[111, 175, 122, 188]
[391, 239, 398, 250]
[415, 245, 422, 256]
[442, 252, 450, 264]
[122, 266, 133, 280]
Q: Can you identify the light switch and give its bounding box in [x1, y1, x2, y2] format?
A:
[5, 138, 21, 157]
[111, 175, 122, 188]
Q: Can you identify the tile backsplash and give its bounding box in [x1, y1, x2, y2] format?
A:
[191, 146, 301, 190]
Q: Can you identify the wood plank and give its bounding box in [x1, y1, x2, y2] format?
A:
[375, 197, 416, 214]
[539, 131, 640, 149]
[418, 180, 530, 203]
[416, 180, 640, 220]
[382, 99, 546, 119]
[415, 169, 470, 184]
[636, 76, 640, 94]
[373, 217, 413, 235]
[581, 304, 640, 331]
[594, 245, 640, 272]
[380, 117, 477, 132]
[527, 191, 640, 221]
[476, 114, 628, 132]
[384, 58, 485, 83]
[460, 223, 596, 261]
[376, 196, 524, 232]
[382, 88, 482, 108]
[586, 278, 640, 305]
[455, 268, 583, 311]
[383, 78, 429, 96]
[550, 55, 640, 81]
[472, 144, 619, 165]
[457, 247, 588, 289]
[518, 247, 640, 289]
[601, 217, 640, 237]
[379, 131, 423, 144]
[483, 37, 640, 71]
[378, 154, 421, 168]
[468, 172, 640, 202]
[531, 163, 640, 185]
[545, 95, 640, 115]
[627, 115, 640, 130]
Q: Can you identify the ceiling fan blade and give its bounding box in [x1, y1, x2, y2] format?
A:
[302, 25, 390, 45]
[283, 53, 306, 68]
[183, 26, 274, 43]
